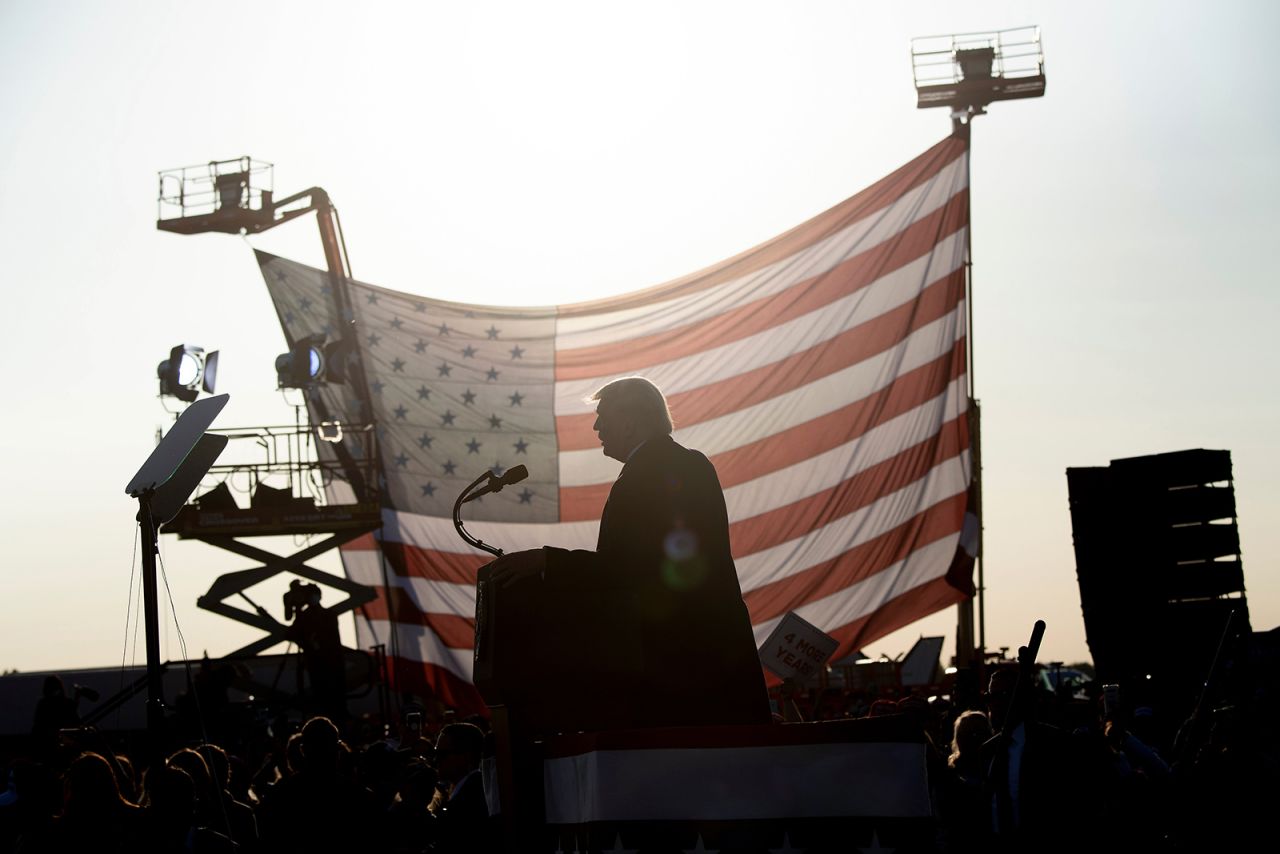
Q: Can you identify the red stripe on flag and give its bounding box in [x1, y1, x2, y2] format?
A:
[344, 532, 380, 551]
[556, 267, 967, 451]
[379, 540, 489, 584]
[372, 414, 962, 587]
[762, 573, 969, 687]
[363, 487, 966, 657]
[364, 587, 477, 647]
[745, 490, 969, 624]
[729, 415, 969, 559]
[382, 654, 487, 715]
[554, 191, 968, 381]
[558, 339, 967, 522]
[356, 426, 964, 634]
[556, 138, 967, 316]
[557, 484, 610, 526]
[712, 351, 966, 493]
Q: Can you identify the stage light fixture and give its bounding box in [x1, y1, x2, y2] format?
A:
[157, 344, 218, 403]
[193, 481, 239, 512]
[317, 421, 343, 443]
[251, 482, 295, 508]
[275, 334, 326, 389]
[201, 350, 219, 394]
[322, 338, 354, 384]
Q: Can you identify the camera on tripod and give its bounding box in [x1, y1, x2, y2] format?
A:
[283, 580, 323, 622]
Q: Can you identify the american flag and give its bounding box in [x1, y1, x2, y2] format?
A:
[260, 135, 976, 710]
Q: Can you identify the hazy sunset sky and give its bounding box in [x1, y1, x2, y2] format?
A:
[1, 0, 1276, 675]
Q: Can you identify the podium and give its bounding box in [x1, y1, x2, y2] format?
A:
[473, 564, 649, 843]
[473, 565, 648, 734]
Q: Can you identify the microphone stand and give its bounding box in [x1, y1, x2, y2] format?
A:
[453, 471, 504, 557]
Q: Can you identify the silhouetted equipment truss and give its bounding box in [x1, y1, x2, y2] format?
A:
[906, 26, 1047, 668]
[164, 422, 380, 657]
[157, 156, 374, 503]
[156, 157, 386, 668]
[911, 26, 1046, 117]
[157, 157, 343, 243]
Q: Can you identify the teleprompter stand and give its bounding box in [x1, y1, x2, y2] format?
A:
[125, 394, 231, 755]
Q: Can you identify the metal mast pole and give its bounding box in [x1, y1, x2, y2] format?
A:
[912, 26, 1046, 671]
[958, 114, 986, 661]
[137, 495, 166, 754]
[951, 113, 983, 669]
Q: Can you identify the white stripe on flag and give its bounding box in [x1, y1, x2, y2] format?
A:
[736, 453, 969, 592]
[553, 154, 967, 349]
[554, 230, 967, 415]
[369, 396, 965, 565]
[750, 533, 962, 647]
[360, 618, 475, 680]
[378, 507, 601, 555]
[560, 303, 966, 487]
[723, 379, 968, 524]
[352, 452, 965, 625]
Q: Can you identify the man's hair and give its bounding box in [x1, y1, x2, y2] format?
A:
[590, 376, 673, 436]
[436, 722, 485, 760]
[300, 716, 341, 769]
[196, 743, 230, 788]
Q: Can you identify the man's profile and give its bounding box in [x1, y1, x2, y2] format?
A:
[489, 376, 770, 728]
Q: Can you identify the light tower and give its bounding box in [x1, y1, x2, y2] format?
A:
[911, 27, 1046, 130]
[911, 27, 1047, 670]
[156, 157, 373, 501]
[149, 160, 389, 712]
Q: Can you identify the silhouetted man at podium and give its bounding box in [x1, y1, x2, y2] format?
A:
[489, 376, 770, 729]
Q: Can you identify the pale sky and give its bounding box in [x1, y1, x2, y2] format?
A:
[1, 0, 1277, 676]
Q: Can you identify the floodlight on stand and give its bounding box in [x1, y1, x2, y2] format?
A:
[251, 482, 295, 508]
[193, 481, 239, 512]
[202, 350, 219, 394]
[322, 338, 354, 384]
[274, 334, 326, 389]
[157, 344, 216, 403]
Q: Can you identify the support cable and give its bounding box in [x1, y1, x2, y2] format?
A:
[157, 550, 235, 842]
[117, 525, 141, 728]
[131, 560, 145, 668]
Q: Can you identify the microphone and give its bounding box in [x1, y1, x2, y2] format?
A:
[462, 465, 529, 503]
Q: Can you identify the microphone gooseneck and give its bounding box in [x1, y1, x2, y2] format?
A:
[461, 464, 529, 504]
[453, 466, 530, 556]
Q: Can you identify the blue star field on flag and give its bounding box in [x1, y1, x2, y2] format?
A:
[258, 250, 558, 523]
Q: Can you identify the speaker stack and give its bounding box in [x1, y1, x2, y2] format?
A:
[1066, 449, 1250, 718]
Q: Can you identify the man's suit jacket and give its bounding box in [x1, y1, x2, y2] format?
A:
[434, 770, 493, 852]
[544, 434, 770, 728]
[982, 720, 1086, 850]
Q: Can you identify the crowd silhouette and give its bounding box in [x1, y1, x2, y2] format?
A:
[0, 659, 1275, 852]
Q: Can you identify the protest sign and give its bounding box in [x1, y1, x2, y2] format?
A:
[759, 611, 839, 682]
